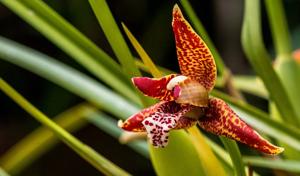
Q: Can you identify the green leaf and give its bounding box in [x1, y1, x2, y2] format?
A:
[188, 127, 227, 176]
[0, 36, 139, 119]
[265, 0, 300, 160]
[86, 112, 149, 159]
[135, 60, 174, 75]
[88, 0, 156, 107]
[204, 137, 233, 168]
[88, 0, 140, 77]
[241, 0, 300, 125]
[0, 79, 131, 176]
[0, 168, 10, 176]
[231, 75, 268, 98]
[220, 137, 246, 176]
[0, 0, 139, 103]
[0, 103, 149, 175]
[0, 103, 94, 175]
[274, 57, 300, 125]
[265, 0, 292, 58]
[150, 130, 206, 176]
[243, 156, 300, 173]
[122, 23, 162, 78]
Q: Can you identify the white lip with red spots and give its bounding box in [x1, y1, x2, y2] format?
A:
[142, 113, 179, 147]
[141, 101, 191, 148]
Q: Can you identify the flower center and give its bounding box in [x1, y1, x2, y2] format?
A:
[166, 75, 188, 90]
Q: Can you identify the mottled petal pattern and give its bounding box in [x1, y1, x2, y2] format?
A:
[198, 98, 284, 155]
[142, 112, 178, 147]
[142, 101, 192, 147]
[172, 5, 216, 91]
[119, 101, 193, 145]
[175, 117, 197, 129]
[119, 101, 166, 132]
[132, 74, 180, 101]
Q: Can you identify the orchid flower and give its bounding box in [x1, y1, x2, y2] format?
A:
[119, 5, 283, 155]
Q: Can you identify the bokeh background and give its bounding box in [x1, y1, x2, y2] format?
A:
[1, 0, 300, 175]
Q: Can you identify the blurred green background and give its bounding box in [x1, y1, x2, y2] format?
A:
[0, 0, 300, 175]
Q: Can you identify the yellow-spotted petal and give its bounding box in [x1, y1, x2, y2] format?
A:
[199, 98, 284, 155]
[172, 5, 216, 91]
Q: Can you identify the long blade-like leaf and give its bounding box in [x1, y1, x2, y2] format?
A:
[0, 103, 94, 175]
[220, 137, 246, 176]
[0, 0, 139, 103]
[0, 36, 139, 119]
[0, 79, 131, 176]
[88, 0, 140, 77]
[265, 0, 292, 58]
[122, 23, 162, 78]
[243, 156, 300, 173]
[188, 127, 227, 176]
[231, 76, 268, 98]
[0, 168, 10, 176]
[241, 0, 300, 125]
[86, 112, 149, 158]
[149, 131, 206, 176]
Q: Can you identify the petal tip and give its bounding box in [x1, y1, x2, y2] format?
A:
[272, 146, 284, 155]
[173, 4, 180, 14]
[172, 4, 183, 25]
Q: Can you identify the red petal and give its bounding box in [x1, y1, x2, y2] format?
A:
[172, 5, 216, 91]
[132, 74, 179, 101]
[119, 101, 194, 147]
[119, 101, 165, 132]
[198, 98, 284, 155]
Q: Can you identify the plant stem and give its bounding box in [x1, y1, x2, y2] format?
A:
[0, 79, 131, 176]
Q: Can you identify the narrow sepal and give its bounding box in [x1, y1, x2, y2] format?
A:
[198, 98, 284, 155]
[172, 5, 216, 91]
[132, 74, 179, 101]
